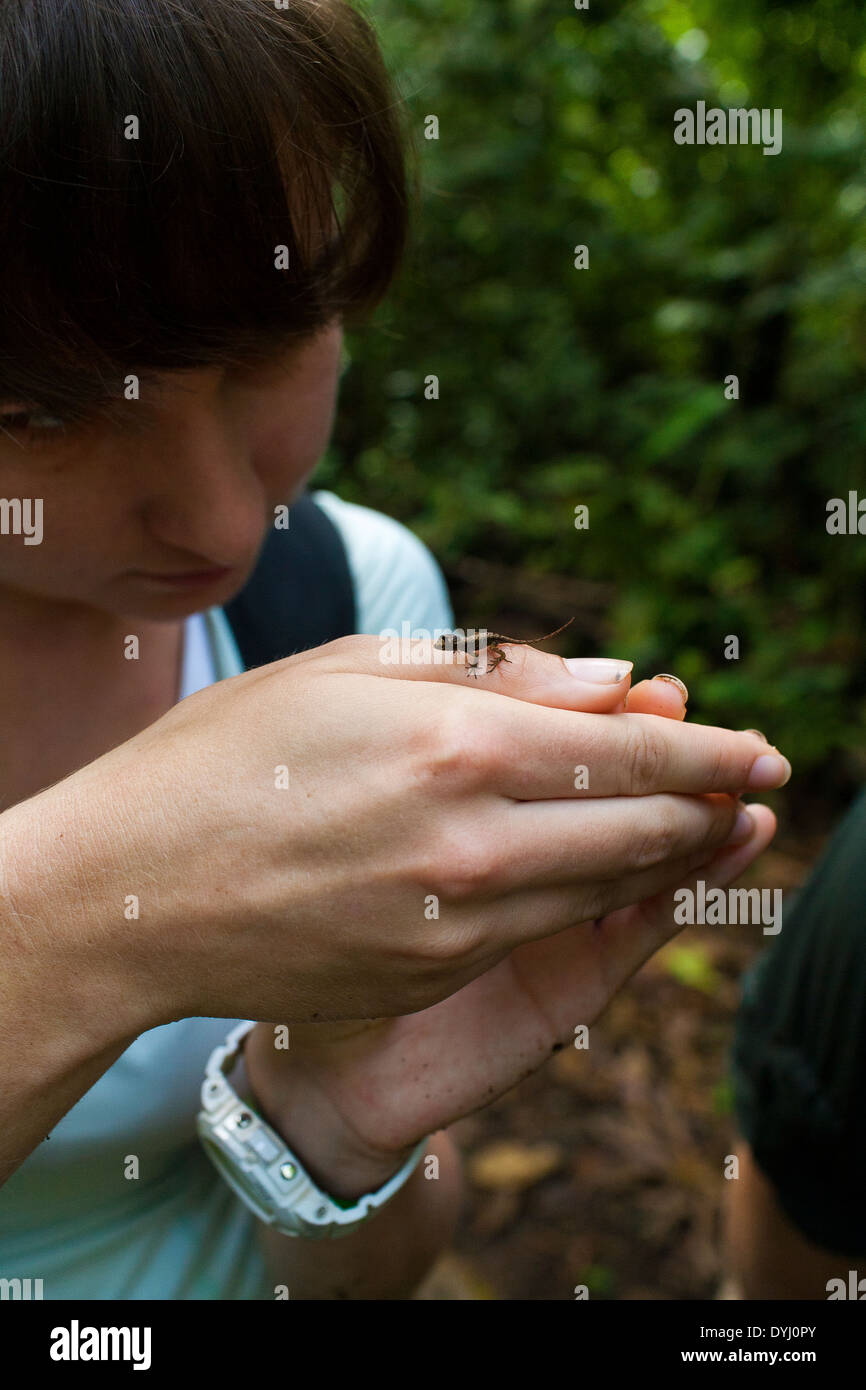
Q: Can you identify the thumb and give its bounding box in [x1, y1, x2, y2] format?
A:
[308, 630, 635, 713]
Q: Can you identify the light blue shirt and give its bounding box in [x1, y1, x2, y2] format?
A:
[0, 492, 454, 1299]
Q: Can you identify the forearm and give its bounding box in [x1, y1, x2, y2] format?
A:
[255, 1130, 462, 1300]
[0, 789, 159, 1186]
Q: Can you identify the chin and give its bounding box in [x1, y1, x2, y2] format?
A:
[117, 570, 250, 619]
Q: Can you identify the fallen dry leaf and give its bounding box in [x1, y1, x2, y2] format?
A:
[468, 1140, 564, 1192]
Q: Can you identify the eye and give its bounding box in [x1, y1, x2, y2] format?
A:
[0, 407, 68, 446]
[1, 409, 65, 430]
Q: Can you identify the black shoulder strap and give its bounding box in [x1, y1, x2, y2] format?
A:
[222, 493, 356, 670]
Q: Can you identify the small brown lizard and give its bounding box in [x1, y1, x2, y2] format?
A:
[434, 617, 575, 677]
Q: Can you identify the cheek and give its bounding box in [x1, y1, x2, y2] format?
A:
[0, 457, 133, 583]
[251, 380, 339, 497]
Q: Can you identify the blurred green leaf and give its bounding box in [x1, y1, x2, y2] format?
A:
[665, 946, 722, 995]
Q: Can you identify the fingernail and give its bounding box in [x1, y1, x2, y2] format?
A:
[747, 753, 792, 789]
[743, 729, 769, 742]
[563, 657, 633, 684]
[652, 673, 688, 703]
[726, 804, 756, 845]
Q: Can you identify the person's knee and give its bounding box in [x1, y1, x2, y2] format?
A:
[724, 1139, 865, 1300]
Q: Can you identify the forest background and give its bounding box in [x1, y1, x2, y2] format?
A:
[316, 0, 865, 1297]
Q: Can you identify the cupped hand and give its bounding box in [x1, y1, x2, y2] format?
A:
[242, 659, 782, 1199]
[24, 634, 784, 1030]
[245, 800, 775, 1200]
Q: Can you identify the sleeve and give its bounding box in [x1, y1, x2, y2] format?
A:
[311, 489, 455, 635]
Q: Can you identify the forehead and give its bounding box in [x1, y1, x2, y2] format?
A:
[0, 322, 343, 436]
[88, 338, 333, 431]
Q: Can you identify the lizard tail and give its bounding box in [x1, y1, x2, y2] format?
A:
[533, 616, 575, 643]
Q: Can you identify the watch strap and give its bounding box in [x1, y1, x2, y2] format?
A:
[197, 1021, 428, 1239]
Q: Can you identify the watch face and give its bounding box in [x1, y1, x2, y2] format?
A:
[199, 1133, 272, 1224]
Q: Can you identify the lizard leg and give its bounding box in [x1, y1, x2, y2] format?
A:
[484, 647, 511, 674]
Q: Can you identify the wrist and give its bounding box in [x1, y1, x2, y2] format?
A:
[243, 1024, 420, 1204]
[1, 783, 170, 1045]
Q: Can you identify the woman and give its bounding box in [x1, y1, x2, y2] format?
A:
[0, 0, 788, 1299]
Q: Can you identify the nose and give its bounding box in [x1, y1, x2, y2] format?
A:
[136, 378, 269, 567]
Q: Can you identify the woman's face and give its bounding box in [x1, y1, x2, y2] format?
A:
[0, 321, 344, 620]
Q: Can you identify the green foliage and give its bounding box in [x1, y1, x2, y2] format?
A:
[665, 945, 721, 994]
[712, 1075, 736, 1117]
[322, 0, 866, 772]
[576, 1262, 616, 1297]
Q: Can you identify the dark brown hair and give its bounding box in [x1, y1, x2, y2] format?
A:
[0, 0, 413, 424]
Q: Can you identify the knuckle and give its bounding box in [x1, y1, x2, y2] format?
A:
[283, 631, 380, 673]
[702, 737, 728, 790]
[321, 632, 371, 661]
[630, 802, 680, 869]
[624, 720, 666, 793]
[576, 880, 612, 923]
[412, 917, 483, 969]
[417, 709, 500, 790]
[422, 828, 500, 901]
[703, 798, 737, 849]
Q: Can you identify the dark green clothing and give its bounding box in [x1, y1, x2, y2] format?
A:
[731, 790, 866, 1254]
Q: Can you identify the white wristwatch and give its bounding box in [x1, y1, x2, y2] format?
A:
[197, 1020, 428, 1239]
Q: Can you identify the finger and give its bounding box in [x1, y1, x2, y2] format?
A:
[310, 631, 636, 713]
[371, 830, 748, 1013]
[298, 636, 790, 795]
[585, 802, 779, 979]
[478, 791, 751, 896]
[626, 674, 688, 720]
[481, 707, 790, 799]
[683, 801, 777, 886]
[477, 839, 733, 952]
[368, 810, 776, 1126]
[488, 805, 780, 1026]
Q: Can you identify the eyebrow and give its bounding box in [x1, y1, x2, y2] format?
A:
[0, 337, 313, 434]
